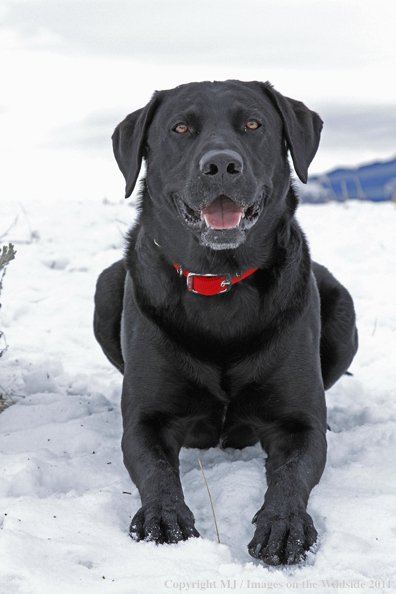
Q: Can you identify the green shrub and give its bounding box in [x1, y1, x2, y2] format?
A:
[0, 243, 16, 276]
[0, 243, 16, 359]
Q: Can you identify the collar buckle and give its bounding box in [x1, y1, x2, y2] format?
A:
[187, 272, 232, 294]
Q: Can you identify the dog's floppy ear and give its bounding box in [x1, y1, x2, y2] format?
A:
[261, 82, 323, 184]
[112, 92, 163, 198]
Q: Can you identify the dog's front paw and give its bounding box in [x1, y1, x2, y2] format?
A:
[248, 507, 317, 565]
[129, 500, 200, 544]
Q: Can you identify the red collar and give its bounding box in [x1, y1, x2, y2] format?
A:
[173, 264, 258, 296]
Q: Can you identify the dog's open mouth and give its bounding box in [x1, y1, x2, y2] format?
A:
[177, 194, 263, 231]
[176, 194, 264, 251]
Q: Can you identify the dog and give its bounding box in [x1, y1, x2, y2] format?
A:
[94, 80, 358, 565]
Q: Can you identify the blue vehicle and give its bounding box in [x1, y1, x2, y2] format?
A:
[302, 157, 396, 203]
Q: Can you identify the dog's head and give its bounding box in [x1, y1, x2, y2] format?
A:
[113, 81, 322, 254]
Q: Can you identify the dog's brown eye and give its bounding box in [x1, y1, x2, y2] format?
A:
[174, 123, 188, 134]
[246, 120, 260, 130]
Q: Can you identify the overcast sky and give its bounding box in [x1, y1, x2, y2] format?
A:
[1, 0, 396, 179]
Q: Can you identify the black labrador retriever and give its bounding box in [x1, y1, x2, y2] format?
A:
[94, 80, 358, 565]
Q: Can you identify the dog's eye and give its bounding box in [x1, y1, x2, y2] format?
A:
[246, 120, 260, 130]
[174, 123, 189, 134]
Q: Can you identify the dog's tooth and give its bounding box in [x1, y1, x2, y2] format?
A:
[203, 214, 212, 228]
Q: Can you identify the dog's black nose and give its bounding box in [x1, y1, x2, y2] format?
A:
[199, 150, 243, 177]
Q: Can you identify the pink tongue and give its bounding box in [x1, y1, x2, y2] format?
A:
[201, 195, 244, 230]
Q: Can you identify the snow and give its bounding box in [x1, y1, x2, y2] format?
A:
[1, 184, 396, 593]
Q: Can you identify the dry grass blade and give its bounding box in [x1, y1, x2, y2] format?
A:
[0, 330, 8, 359]
[198, 458, 220, 543]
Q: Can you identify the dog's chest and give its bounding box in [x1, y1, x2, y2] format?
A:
[182, 286, 262, 338]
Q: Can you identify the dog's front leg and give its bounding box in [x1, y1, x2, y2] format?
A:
[121, 386, 199, 544]
[248, 422, 326, 565]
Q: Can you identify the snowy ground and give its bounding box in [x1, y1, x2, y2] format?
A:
[1, 182, 396, 593]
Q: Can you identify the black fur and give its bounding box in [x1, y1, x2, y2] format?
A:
[94, 80, 358, 565]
